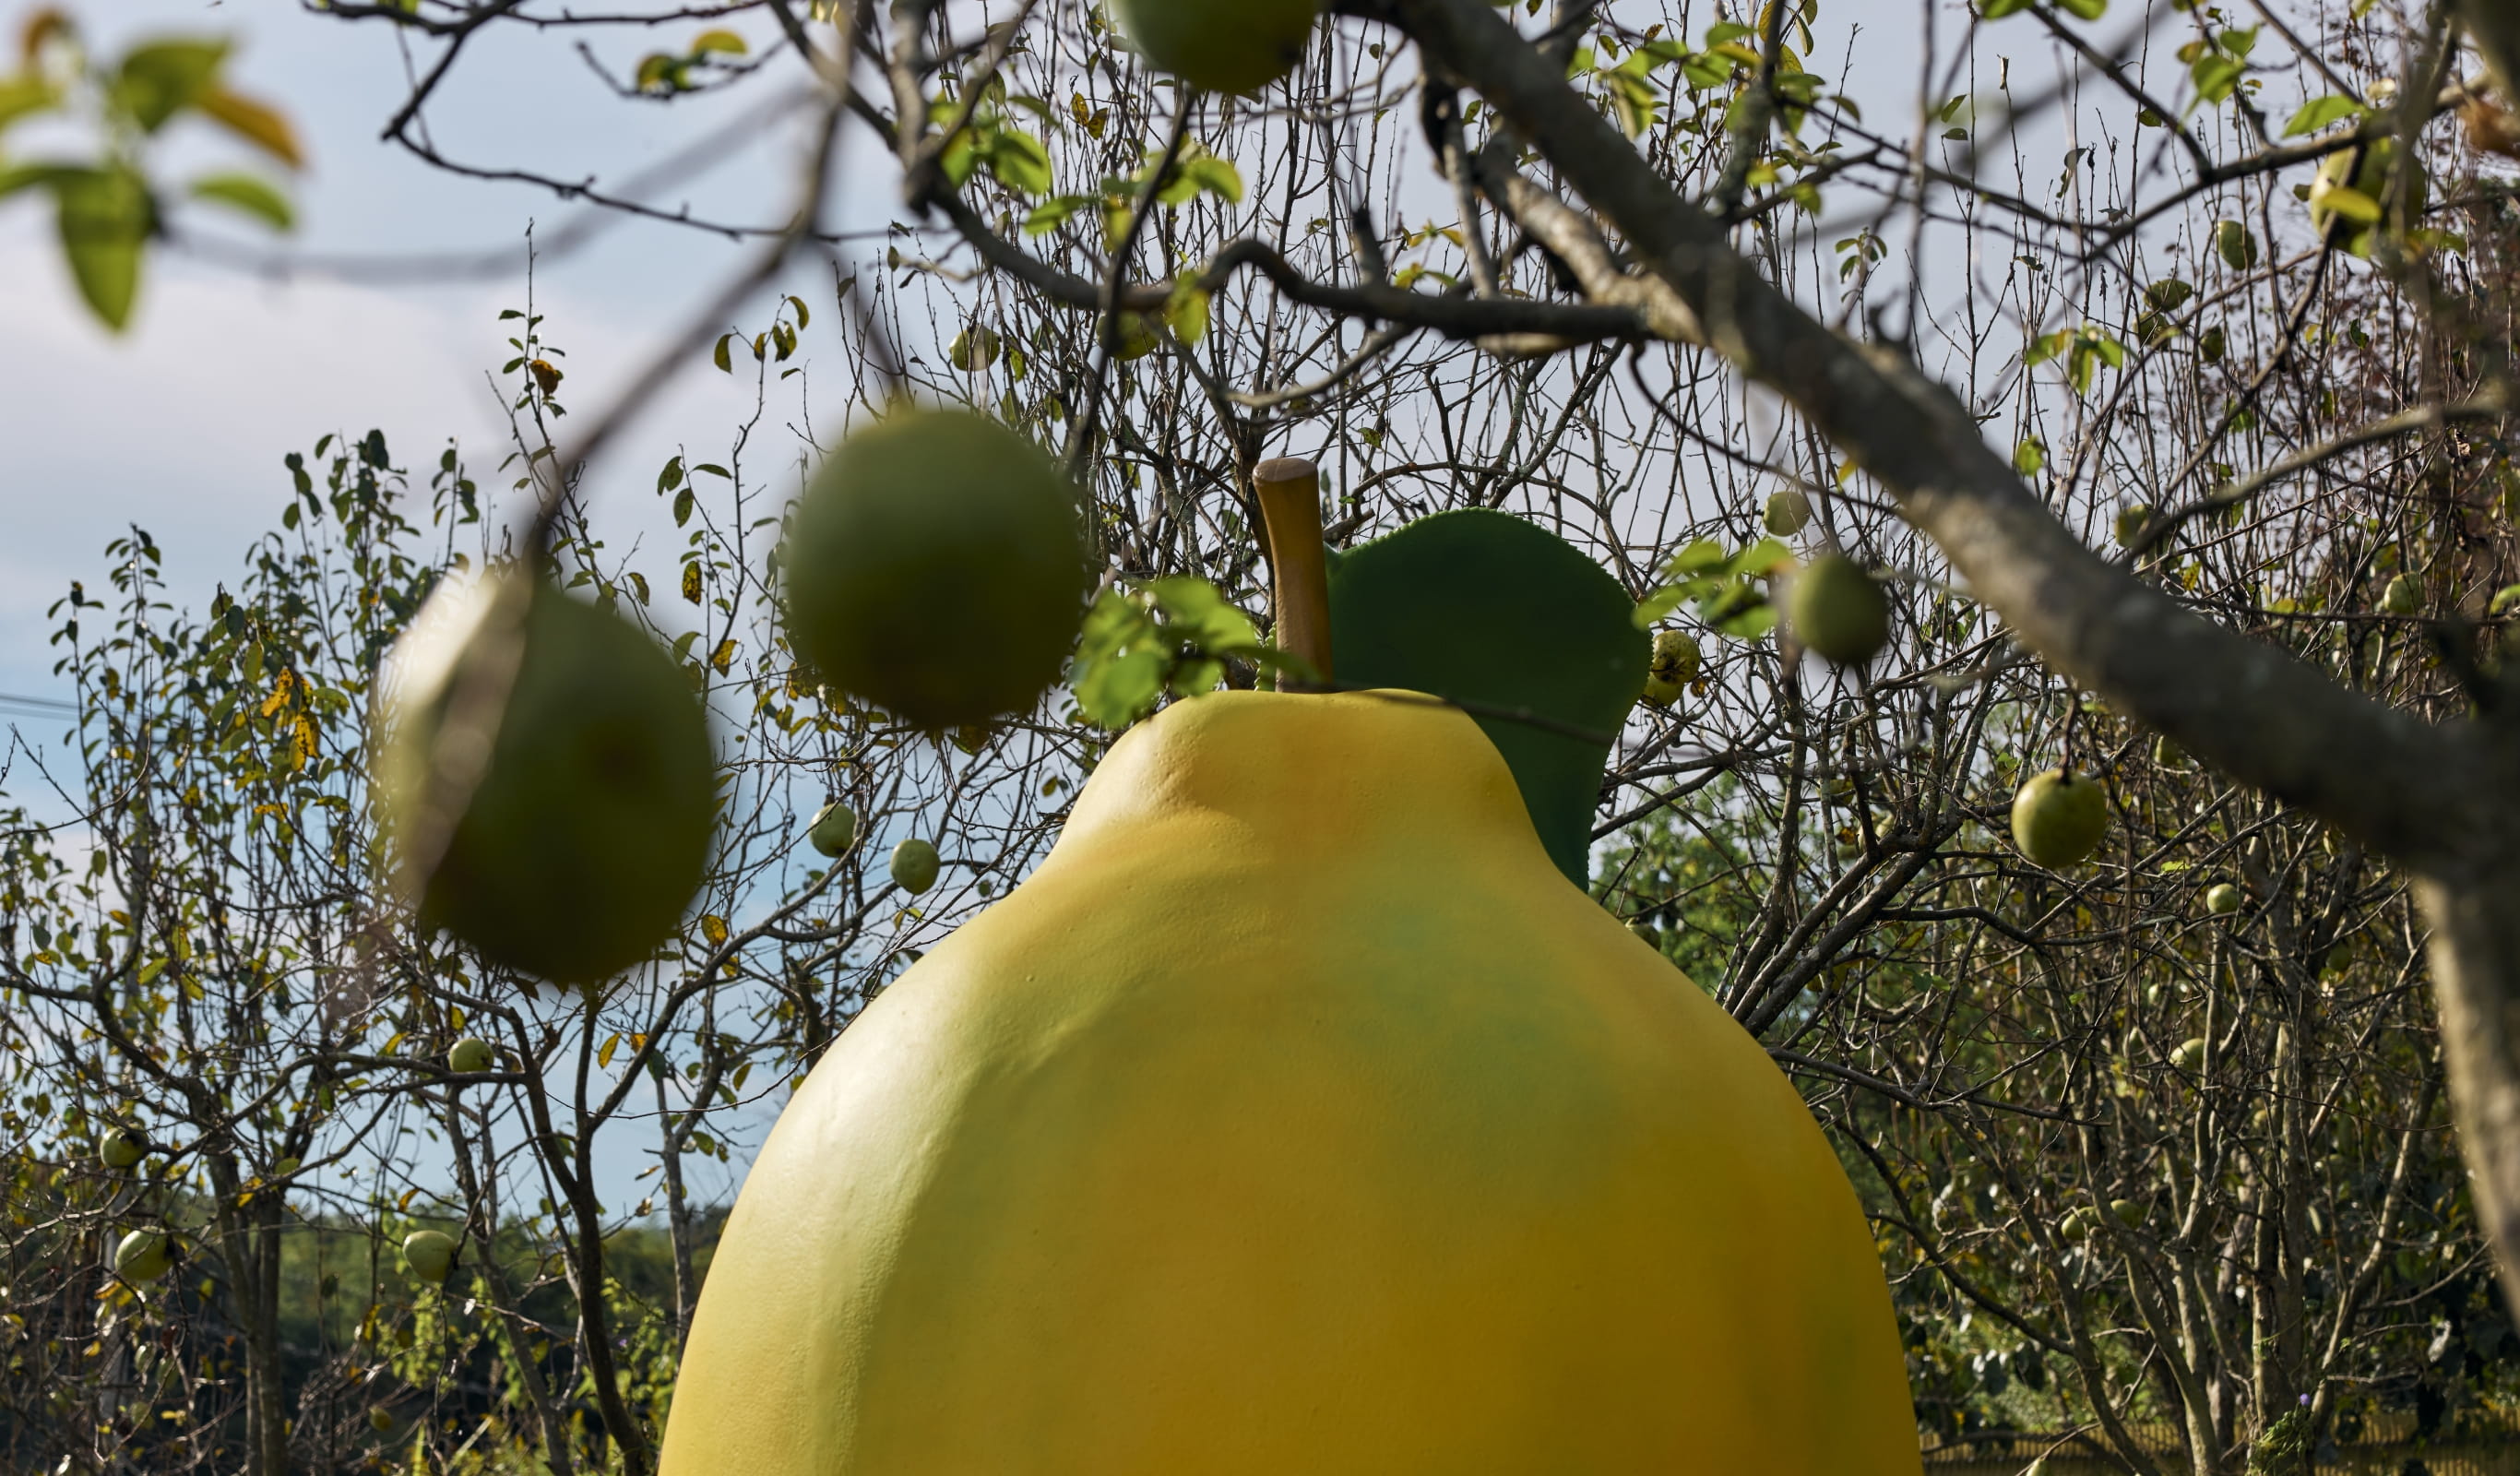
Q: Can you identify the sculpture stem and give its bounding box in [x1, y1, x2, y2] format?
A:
[1254, 457, 1334, 692]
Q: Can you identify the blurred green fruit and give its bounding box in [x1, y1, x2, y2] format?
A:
[1763, 487, 1813, 537]
[949, 326, 1001, 373]
[402, 1229, 458, 1284]
[2171, 1037, 2207, 1072]
[2214, 219, 2258, 272]
[1109, 0, 1319, 94]
[2010, 769, 2107, 868]
[809, 801, 857, 859]
[2205, 883, 2244, 916]
[378, 568, 717, 989]
[782, 409, 1089, 730]
[1113, 313, 1162, 362]
[447, 1037, 495, 1074]
[2152, 733, 2184, 769]
[99, 1128, 145, 1171]
[891, 838, 941, 896]
[2113, 504, 2152, 549]
[115, 1230, 172, 1282]
[1640, 629, 1701, 708]
[1786, 554, 1889, 666]
[2382, 574, 2420, 616]
[369, 1408, 396, 1434]
[2308, 137, 2425, 258]
[2110, 1198, 2146, 1228]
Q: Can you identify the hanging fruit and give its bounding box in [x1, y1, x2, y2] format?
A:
[375, 567, 716, 989]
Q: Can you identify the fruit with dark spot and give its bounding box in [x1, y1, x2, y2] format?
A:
[403, 1230, 458, 1284]
[809, 801, 857, 859]
[115, 1230, 173, 1282]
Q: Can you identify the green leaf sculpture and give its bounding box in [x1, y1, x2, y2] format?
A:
[1326, 509, 1648, 886]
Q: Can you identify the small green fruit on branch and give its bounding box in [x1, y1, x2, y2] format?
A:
[891, 838, 941, 896]
[1640, 630, 1702, 708]
[115, 1230, 174, 1283]
[808, 801, 857, 858]
[1784, 554, 1888, 666]
[402, 1230, 458, 1285]
[2011, 769, 2108, 869]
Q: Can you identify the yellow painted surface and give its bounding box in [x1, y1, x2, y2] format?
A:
[661, 690, 1921, 1474]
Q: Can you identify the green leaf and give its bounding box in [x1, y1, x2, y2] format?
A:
[0, 73, 57, 132]
[1176, 154, 1244, 204]
[1665, 537, 1730, 576]
[1070, 589, 1170, 729]
[2312, 183, 2382, 224]
[2055, 0, 2106, 18]
[1144, 576, 1260, 653]
[189, 173, 292, 231]
[1725, 538, 1795, 577]
[984, 127, 1053, 197]
[1978, 0, 2035, 15]
[2283, 94, 2363, 137]
[1328, 509, 1649, 886]
[52, 165, 153, 330]
[1022, 194, 1093, 236]
[1163, 278, 1210, 345]
[689, 28, 748, 56]
[1632, 584, 1694, 628]
[2013, 437, 2047, 474]
[113, 38, 228, 133]
[712, 332, 734, 373]
[2190, 54, 2246, 106]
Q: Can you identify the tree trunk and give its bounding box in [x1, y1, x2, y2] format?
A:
[655, 1076, 700, 1350]
[2418, 870, 2520, 1319]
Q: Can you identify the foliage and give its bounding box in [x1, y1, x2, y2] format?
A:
[0, 8, 299, 328]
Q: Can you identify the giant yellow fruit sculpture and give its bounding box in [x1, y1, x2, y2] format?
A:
[661, 690, 1920, 1474]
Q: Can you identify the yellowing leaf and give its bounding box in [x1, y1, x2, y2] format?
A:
[682, 564, 703, 603]
[700, 914, 730, 946]
[195, 89, 303, 169]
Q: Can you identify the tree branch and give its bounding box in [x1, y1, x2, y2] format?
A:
[1368, 0, 2503, 878]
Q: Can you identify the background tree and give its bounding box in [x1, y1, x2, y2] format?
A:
[12, 0, 2520, 1471]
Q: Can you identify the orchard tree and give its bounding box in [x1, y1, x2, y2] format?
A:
[11, 0, 2520, 1471]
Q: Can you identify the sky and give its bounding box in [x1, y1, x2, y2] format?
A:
[0, 0, 903, 728]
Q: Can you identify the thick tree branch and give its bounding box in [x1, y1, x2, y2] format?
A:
[1370, 0, 2502, 878]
